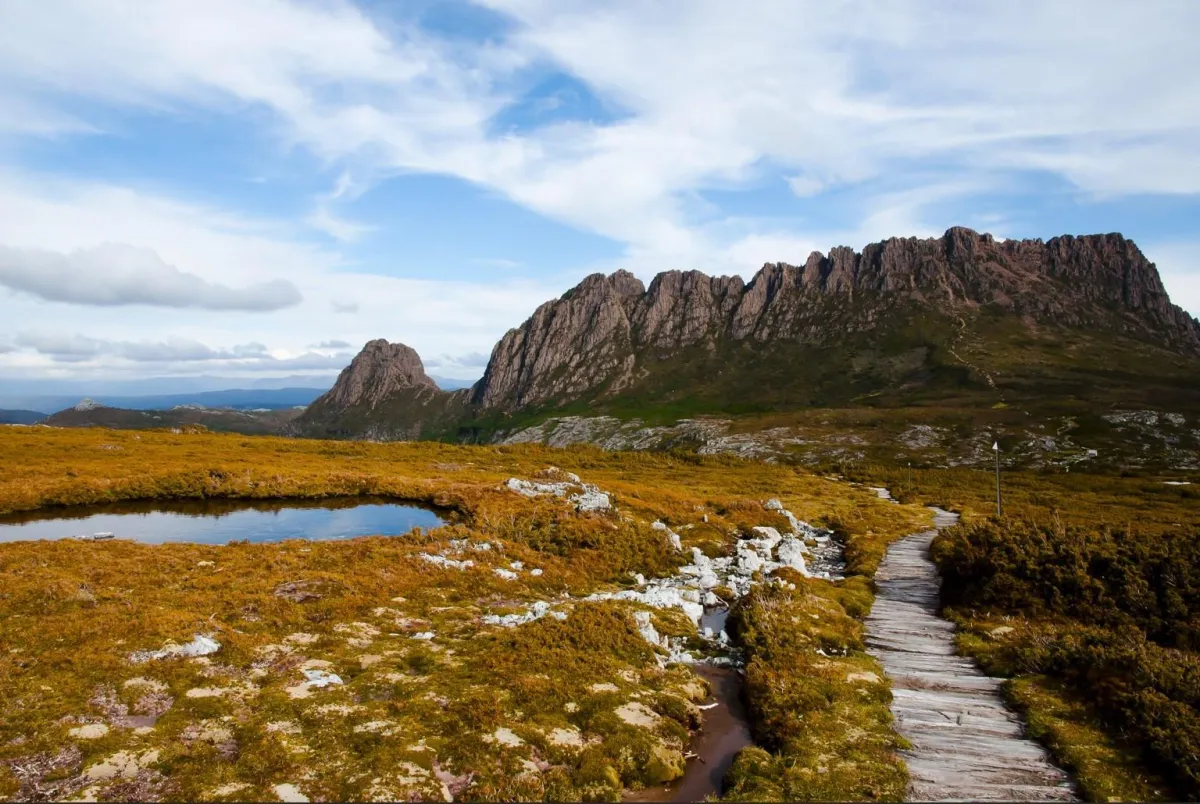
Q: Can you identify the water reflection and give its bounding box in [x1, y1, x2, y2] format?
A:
[0, 497, 446, 545]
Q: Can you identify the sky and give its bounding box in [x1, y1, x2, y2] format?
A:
[0, 0, 1198, 388]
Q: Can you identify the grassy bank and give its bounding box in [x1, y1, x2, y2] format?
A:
[848, 463, 1200, 801]
[0, 427, 927, 802]
[931, 517, 1200, 800]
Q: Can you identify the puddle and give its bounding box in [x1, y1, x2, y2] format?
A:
[0, 497, 445, 544]
[625, 665, 753, 803]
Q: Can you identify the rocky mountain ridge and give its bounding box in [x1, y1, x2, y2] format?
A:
[470, 228, 1199, 412]
[292, 227, 1200, 447]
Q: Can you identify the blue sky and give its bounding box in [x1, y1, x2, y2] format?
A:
[0, 0, 1198, 385]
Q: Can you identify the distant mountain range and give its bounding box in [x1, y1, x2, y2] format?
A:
[286, 227, 1200, 469]
[0, 409, 44, 425]
[3, 387, 329, 415]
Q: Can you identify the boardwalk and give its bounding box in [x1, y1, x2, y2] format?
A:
[865, 506, 1077, 801]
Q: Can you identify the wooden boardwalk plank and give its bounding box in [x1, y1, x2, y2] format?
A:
[865, 507, 1077, 802]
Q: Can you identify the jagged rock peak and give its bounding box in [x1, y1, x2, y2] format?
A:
[320, 339, 437, 410]
[466, 227, 1199, 414]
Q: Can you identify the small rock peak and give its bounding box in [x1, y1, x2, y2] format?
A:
[562, 272, 611, 300]
[317, 339, 437, 410]
[73, 398, 99, 412]
[607, 269, 646, 298]
[942, 225, 989, 263]
[943, 225, 983, 239]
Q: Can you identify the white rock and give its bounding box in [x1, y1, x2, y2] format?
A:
[493, 568, 519, 581]
[775, 536, 808, 573]
[419, 554, 474, 570]
[489, 727, 524, 747]
[274, 783, 308, 803]
[571, 487, 611, 512]
[301, 669, 343, 688]
[548, 727, 583, 747]
[68, 723, 109, 739]
[130, 633, 220, 663]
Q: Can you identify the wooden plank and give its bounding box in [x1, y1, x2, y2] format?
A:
[866, 508, 1078, 802]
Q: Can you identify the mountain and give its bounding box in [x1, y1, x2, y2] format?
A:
[0, 409, 44, 425]
[43, 400, 303, 435]
[291, 227, 1200, 456]
[290, 340, 472, 440]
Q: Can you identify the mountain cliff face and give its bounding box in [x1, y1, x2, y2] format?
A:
[468, 228, 1200, 413]
[293, 227, 1200, 441]
[293, 339, 470, 440]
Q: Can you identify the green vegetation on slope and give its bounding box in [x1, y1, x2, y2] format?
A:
[932, 518, 1200, 799]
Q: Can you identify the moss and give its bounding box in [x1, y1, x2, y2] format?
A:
[1007, 676, 1173, 802]
[725, 582, 907, 801]
[643, 744, 686, 785]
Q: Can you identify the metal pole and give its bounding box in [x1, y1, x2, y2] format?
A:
[993, 441, 1002, 517]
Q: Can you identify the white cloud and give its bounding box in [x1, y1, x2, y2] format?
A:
[0, 243, 302, 310]
[4, 0, 1198, 275]
[14, 333, 106, 362]
[471, 257, 523, 270]
[1143, 242, 1200, 319]
[306, 206, 374, 243]
[785, 175, 827, 198]
[0, 0, 1197, 380]
[0, 172, 560, 379]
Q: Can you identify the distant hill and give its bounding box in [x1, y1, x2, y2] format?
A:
[431, 376, 476, 391]
[0, 409, 44, 425]
[43, 402, 302, 435]
[9, 387, 329, 415]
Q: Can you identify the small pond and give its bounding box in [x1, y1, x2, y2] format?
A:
[0, 497, 446, 545]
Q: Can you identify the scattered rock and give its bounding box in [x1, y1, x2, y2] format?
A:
[615, 702, 661, 728]
[67, 723, 109, 740]
[287, 668, 343, 698]
[83, 750, 159, 782]
[488, 727, 524, 747]
[548, 727, 583, 747]
[419, 553, 474, 571]
[273, 782, 309, 802]
[266, 721, 301, 735]
[274, 579, 345, 603]
[211, 783, 249, 797]
[129, 634, 219, 663]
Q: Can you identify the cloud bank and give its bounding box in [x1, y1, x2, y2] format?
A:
[0, 244, 302, 311]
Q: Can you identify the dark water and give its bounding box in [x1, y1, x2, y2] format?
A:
[0, 497, 445, 545]
[626, 665, 753, 803]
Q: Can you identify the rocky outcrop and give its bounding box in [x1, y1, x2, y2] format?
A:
[467, 228, 1200, 412]
[317, 339, 437, 410]
[291, 339, 469, 440]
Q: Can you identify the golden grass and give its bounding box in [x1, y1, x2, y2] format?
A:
[0, 427, 930, 802]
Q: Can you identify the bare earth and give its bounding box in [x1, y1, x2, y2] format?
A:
[866, 507, 1077, 801]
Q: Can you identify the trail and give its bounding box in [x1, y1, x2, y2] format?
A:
[865, 501, 1077, 801]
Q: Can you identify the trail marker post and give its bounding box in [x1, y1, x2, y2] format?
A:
[993, 440, 1002, 517]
